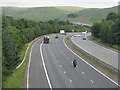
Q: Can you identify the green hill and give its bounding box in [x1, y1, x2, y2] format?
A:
[2, 6, 85, 21]
[67, 6, 118, 24]
[2, 6, 118, 24]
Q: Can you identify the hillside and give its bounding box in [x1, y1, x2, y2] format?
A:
[67, 6, 118, 24]
[2, 6, 118, 24]
[56, 6, 86, 12]
[2, 6, 85, 21]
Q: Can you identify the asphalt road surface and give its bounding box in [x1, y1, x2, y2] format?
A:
[28, 33, 118, 88]
[71, 33, 118, 70]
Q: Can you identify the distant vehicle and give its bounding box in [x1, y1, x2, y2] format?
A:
[55, 35, 58, 38]
[74, 34, 81, 37]
[73, 59, 77, 67]
[82, 32, 86, 40]
[43, 36, 49, 43]
[60, 30, 65, 34]
[60, 30, 66, 35]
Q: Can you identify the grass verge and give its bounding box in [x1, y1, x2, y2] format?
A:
[2, 36, 42, 88]
[3, 43, 29, 88]
[65, 35, 119, 84]
[2, 34, 55, 88]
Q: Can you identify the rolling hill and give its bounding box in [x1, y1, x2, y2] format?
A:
[2, 6, 85, 21]
[67, 6, 118, 24]
[2, 6, 118, 24]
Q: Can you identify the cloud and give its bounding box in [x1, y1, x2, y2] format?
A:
[1, 0, 119, 8]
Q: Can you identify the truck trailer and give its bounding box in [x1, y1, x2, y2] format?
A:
[82, 32, 86, 40]
[60, 30, 66, 35]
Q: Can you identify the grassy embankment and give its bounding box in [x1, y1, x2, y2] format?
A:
[2, 33, 55, 88]
[3, 43, 29, 88]
[2, 36, 41, 88]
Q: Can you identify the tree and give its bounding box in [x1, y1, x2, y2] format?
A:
[108, 20, 120, 45]
[99, 20, 114, 43]
[106, 12, 118, 21]
[67, 13, 77, 18]
[91, 22, 102, 38]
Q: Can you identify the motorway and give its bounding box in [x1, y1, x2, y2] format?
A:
[71, 33, 119, 70]
[28, 33, 118, 88]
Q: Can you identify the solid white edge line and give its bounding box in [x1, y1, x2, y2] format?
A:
[86, 33, 118, 54]
[16, 37, 40, 69]
[71, 36, 118, 69]
[71, 36, 110, 64]
[27, 41, 36, 89]
[40, 42, 52, 89]
[16, 41, 32, 69]
[87, 35, 118, 54]
[82, 72, 85, 74]
[63, 36, 119, 87]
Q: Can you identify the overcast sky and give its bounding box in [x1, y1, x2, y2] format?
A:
[1, 0, 120, 8]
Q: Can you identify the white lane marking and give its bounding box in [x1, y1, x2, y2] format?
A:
[40, 42, 52, 89]
[60, 65, 62, 67]
[27, 41, 37, 89]
[16, 43, 30, 69]
[82, 72, 85, 74]
[16, 37, 40, 69]
[64, 71, 66, 74]
[90, 80, 94, 83]
[71, 36, 104, 62]
[63, 36, 119, 86]
[71, 36, 118, 69]
[69, 79, 72, 83]
[88, 37, 118, 54]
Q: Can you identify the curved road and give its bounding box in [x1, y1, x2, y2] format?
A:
[28, 33, 118, 88]
[71, 33, 119, 70]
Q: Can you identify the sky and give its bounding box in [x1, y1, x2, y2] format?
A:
[1, 0, 120, 8]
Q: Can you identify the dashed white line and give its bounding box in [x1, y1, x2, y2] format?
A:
[64, 71, 66, 74]
[90, 80, 94, 83]
[69, 79, 72, 83]
[60, 65, 62, 67]
[82, 72, 85, 74]
[63, 36, 119, 86]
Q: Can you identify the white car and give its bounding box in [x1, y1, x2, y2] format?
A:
[74, 35, 81, 37]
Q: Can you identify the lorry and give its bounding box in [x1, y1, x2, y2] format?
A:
[60, 30, 66, 35]
[43, 36, 49, 43]
[82, 32, 86, 40]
